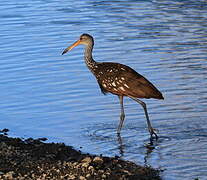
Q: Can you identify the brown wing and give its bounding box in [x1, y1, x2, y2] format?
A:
[94, 62, 164, 99]
[122, 71, 164, 99]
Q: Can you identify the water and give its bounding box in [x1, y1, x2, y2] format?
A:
[0, 0, 207, 179]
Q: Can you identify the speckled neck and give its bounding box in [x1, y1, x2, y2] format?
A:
[84, 43, 98, 73]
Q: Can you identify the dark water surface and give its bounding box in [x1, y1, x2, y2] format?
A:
[1, 0, 207, 179]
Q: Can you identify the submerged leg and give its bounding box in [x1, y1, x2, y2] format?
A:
[129, 96, 158, 139]
[117, 95, 125, 134]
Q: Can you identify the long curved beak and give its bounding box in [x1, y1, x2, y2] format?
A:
[62, 39, 81, 55]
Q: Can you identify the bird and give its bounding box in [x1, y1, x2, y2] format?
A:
[62, 33, 164, 139]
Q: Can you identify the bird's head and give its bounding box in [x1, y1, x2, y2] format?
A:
[62, 34, 94, 55]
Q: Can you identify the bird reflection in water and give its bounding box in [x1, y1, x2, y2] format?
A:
[117, 133, 124, 156]
[116, 133, 158, 159]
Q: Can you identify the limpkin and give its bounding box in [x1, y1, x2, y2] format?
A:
[62, 34, 164, 139]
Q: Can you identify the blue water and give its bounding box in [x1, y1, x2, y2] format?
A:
[1, 0, 207, 179]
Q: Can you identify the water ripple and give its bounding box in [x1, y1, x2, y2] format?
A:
[0, 0, 207, 179]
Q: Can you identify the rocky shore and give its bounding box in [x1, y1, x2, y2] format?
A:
[0, 129, 161, 180]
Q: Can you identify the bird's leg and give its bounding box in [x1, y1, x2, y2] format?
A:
[117, 95, 125, 134]
[129, 96, 158, 140]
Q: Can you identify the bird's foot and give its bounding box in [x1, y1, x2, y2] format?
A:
[149, 128, 159, 141]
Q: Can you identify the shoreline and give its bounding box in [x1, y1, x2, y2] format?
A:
[0, 129, 161, 180]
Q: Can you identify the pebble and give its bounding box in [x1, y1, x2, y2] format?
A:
[79, 176, 86, 180]
[68, 175, 76, 179]
[81, 157, 92, 164]
[81, 162, 89, 168]
[86, 174, 91, 178]
[102, 174, 107, 179]
[4, 171, 14, 179]
[88, 166, 94, 171]
[93, 156, 103, 164]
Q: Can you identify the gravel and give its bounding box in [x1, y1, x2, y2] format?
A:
[0, 129, 162, 180]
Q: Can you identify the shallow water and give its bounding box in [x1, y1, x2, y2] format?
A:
[0, 0, 207, 179]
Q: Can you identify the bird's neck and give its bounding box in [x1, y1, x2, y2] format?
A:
[84, 43, 97, 72]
